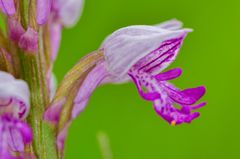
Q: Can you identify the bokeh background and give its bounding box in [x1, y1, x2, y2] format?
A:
[54, 0, 240, 159]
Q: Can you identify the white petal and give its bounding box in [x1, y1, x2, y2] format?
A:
[156, 19, 183, 30]
[101, 25, 192, 83]
[0, 71, 30, 118]
[57, 0, 84, 27]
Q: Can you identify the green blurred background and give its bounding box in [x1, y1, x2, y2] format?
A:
[54, 0, 240, 159]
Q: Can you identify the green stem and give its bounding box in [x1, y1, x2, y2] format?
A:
[19, 52, 58, 159]
[18, 0, 58, 158]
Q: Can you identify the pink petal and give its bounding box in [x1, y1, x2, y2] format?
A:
[8, 18, 25, 42]
[36, 0, 52, 25]
[163, 83, 206, 105]
[57, 0, 84, 27]
[155, 68, 182, 81]
[44, 98, 66, 124]
[181, 86, 206, 103]
[134, 35, 188, 74]
[101, 24, 191, 82]
[18, 28, 38, 53]
[73, 62, 108, 118]
[57, 122, 70, 151]
[0, 0, 16, 16]
[50, 22, 62, 61]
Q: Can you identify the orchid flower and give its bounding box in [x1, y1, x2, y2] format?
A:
[0, 71, 32, 159]
[44, 19, 206, 152]
[101, 20, 206, 125]
[0, 0, 206, 158]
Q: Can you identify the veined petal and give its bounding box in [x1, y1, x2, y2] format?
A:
[8, 18, 25, 42]
[0, 0, 16, 16]
[46, 62, 108, 151]
[0, 71, 30, 119]
[162, 82, 206, 105]
[37, 0, 52, 25]
[128, 68, 206, 125]
[101, 23, 191, 82]
[0, 115, 32, 158]
[18, 28, 38, 53]
[57, 0, 84, 27]
[72, 62, 109, 118]
[133, 34, 188, 74]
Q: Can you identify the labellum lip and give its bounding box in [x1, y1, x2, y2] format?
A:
[0, 114, 32, 157]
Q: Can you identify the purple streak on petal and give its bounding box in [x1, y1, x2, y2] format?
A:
[50, 22, 62, 61]
[18, 28, 38, 53]
[155, 68, 182, 81]
[0, 98, 12, 107]
[162, 83, 205, 105]
[7, 127, 24, 151]
[0, 0, 16, 16]
[37, 0, 52, 25]
[44, 98, 66, 124]
[8, 18, 25, 42]
[137, 36, 184, 73]
[0, 71, 30, 119]
[101, 23, 191, 81]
